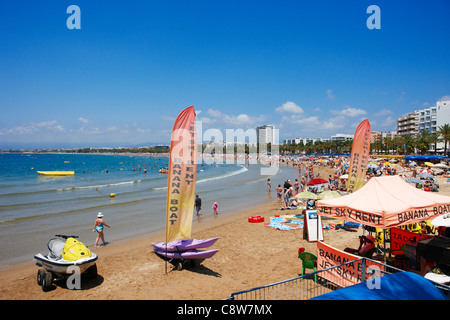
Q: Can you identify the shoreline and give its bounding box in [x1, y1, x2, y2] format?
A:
[0, 154, 285, 269]
[0, 164, 342, 300]
[1, 164, 449, 299]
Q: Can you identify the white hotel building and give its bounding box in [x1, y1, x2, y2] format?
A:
[397, 97, 450, 152]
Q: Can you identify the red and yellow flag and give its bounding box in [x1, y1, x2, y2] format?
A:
[166, 106, 197, 243]
[347, 119, 371, 194]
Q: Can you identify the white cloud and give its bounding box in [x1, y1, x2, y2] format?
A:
[326, 89, 335, 100]
[380, 116, 396, 127]
[332, 106, 367, 117]
[206, 109, 264, 127]
[322, 116, 346, 130]
[275, 101, 304, 114]
[3, 120, 64, 135]
[36, 120, 58, 127]
[291, 116, 320, 126]
[78, 117, 89, 124]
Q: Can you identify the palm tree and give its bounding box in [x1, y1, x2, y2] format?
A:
[399, 134, 416, 154]
[416, 129, 433, 154]
[438, 124, 450, 156]
[384, 137, 395, 155]
[429, 132, 438, 154]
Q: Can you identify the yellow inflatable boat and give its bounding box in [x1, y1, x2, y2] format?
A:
[37, 171, 75, 176]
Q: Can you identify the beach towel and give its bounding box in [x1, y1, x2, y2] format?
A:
[265, 217, 303, 231]
[266, 221, 301, 231]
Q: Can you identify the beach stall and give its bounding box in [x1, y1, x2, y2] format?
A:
[316, 175, 450, 274]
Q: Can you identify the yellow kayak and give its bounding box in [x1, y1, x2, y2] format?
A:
[37, 171, 75, 176]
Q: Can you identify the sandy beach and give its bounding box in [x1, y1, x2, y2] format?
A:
[1, 164, 449, 300]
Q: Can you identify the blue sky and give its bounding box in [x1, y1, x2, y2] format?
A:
[0, 0, 449, 148]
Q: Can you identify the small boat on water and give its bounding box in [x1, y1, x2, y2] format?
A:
[37, 171, 75, 176]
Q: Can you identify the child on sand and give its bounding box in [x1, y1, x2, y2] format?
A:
[213, 202, 218, 215]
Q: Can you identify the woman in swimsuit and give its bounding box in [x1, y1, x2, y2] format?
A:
[93, 212, 111, 248]
[276, 184, 283, 203]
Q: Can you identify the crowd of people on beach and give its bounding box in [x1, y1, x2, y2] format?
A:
[94, 154, 450, 247]
[267, 156, 348, 210]
[268, 154, 450, 211]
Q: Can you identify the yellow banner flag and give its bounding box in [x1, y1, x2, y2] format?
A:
[347, 119, 371, 194]
[166, 106, 197, 243]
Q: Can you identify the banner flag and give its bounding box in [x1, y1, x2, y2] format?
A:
[317, 241, 384, 287]
[347, 119, 371, 193]
[165, 106, 197, 243]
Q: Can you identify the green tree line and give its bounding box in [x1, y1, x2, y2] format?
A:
[280, 124, 450, 155]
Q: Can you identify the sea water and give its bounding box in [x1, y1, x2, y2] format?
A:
[0, 153, 300, 268]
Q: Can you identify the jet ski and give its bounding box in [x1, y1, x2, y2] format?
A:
[34, 235, 98, 291]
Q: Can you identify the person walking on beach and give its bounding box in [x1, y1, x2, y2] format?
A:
[212, 202, 218, 215]
[195, 195, 202, 216]
[267, 179, 271, 192]
[93, 212, 111, 248]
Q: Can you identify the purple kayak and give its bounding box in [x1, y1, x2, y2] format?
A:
[151, 237, 219, 252]
[153, 248, 219, 260]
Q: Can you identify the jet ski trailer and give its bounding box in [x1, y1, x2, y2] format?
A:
[34, 235, 98, 291]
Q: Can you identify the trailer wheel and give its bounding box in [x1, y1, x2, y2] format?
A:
[37, 269, 45, 286]
[42, 271, 53, 292]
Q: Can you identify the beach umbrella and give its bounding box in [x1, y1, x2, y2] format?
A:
[318, 190, 342, 200]
[418, 172, 434, 179]
[431, 213, 450, 227]
[424, 162, 434, 167]
[307, 178, 328, 186]
[294, 191, 319, 199]
[433, 163, 449, 169]
[420, 168, 432, 174]
[431, 168, 444, 175]
[405, 178, 423, 184]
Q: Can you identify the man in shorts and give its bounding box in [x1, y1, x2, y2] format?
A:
[195, 195, 202, 216]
